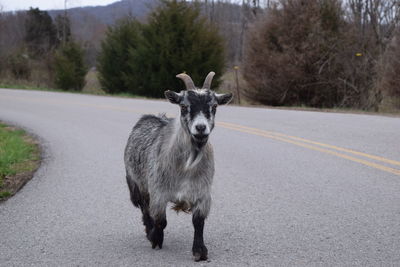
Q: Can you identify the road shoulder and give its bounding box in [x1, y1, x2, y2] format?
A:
[0, 122, 42, 201]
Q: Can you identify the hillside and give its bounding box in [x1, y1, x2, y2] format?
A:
[48, 0, 158, 25]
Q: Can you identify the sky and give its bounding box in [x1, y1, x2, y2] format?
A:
[0, 0, 118, 11]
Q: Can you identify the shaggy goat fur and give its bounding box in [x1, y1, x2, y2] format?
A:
[124, 72, 232, 261]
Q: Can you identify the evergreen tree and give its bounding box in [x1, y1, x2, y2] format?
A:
[54, 41, 87, 91]
[97, 1, 225, 97]
[126, 0, 225, 97]
[25, 7, 58, 57]
[97, 18, 142, 94]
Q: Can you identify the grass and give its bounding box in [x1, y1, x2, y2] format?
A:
[0, 82, 141, 99]
[0, 123, 40, 200]
[0, 83, 72, 93]
[0, 69, 141, 99]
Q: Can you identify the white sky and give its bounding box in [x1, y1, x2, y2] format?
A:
[0, 0, 119, 11]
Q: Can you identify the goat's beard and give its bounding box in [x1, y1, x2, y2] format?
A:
[184, 146, 204, 171]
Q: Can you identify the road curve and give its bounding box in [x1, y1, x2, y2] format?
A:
[1, 88, 399, 266]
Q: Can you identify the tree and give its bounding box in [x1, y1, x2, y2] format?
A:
[346, 0, 400, 109]
[379, 31, 400, 103]
[126, 0, 225, 97]
[98, 1, 225, 97]
[54, 41, 87, 91]
[25, 8, 58, 57]
[55, 14, 71, 45]
[97, 18, 142, 94]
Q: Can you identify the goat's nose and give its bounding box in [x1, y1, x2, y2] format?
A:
[195, 124, 206, 133]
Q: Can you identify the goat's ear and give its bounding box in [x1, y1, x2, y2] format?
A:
[215, 93, 233, 105]
[164, 90, 182, 104]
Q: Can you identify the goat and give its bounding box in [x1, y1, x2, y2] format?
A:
[124, 71, 232, 261]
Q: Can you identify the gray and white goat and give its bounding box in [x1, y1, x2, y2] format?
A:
[124, 72, 232, 261]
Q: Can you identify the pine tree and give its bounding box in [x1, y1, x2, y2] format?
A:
[126, 0, 225, 97]
[97, 1, 225, 97]
[25, 7, 58, 57]
[97, 18, 142, 94]
[54, 41, 87, 91]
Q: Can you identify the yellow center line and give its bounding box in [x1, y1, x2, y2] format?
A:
[218, 123, 400, 176]
[2, 93, 399, 176]
[218, 121, 400, 167]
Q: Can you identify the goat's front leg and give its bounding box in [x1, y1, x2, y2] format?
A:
[191, 196, 210, 261]
[148, 199, 167, 249]
[192, 211, 208, 261]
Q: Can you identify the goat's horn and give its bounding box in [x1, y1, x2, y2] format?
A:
[176, 73, 195, 90]
[202, 71, 215, 89]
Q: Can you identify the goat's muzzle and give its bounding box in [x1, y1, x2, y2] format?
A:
[192, 134, 208, 148]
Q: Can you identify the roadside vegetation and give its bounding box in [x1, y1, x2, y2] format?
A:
[243, 0, 400, 111]
[0, 123, 40, 200]
[0, 0, 399, 113]
[0, 8, 87, 92]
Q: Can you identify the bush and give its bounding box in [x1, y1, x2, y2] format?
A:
[54, 41, 87, 91]
[243, 0, 384, 109]
[97, 18, 142, 94]
[98, 0, 225, 97]
[8, 51, 31, 80]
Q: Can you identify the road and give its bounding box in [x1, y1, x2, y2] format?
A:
[0, 88, 399, 266]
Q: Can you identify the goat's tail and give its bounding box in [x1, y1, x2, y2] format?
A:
[171, 201, 192, 214]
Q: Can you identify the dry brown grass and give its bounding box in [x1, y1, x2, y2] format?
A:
[82, 68, 105, 94]
[219, 67, 250, 105]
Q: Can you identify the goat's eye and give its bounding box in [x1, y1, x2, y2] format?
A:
[211, 104, 217, 112]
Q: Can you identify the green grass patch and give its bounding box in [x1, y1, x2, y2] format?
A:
[0, 123, 40, 199]
[0, 191, 11, 198]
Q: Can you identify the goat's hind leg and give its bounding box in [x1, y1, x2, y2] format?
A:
[126, 176, 154, 235]
[148, 200, 168, 249]
[126, 175, 141, 207]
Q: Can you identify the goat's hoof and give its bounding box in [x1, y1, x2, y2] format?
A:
[147, 228, 164, 249]
[192, 244, 208, 262]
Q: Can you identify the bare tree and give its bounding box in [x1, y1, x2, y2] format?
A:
[347, 0, 400, 55]
[346, 0, 400, 108]
[63, 0, 68, 45]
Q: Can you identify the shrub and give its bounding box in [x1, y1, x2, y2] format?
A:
[243, 0, 349, 107]
[8, 51, 31, 79]
[242, 0, 390, 109]
[54, 41, 87, 91]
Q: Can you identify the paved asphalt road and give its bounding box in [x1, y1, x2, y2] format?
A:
[1, 88, 400, 266]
